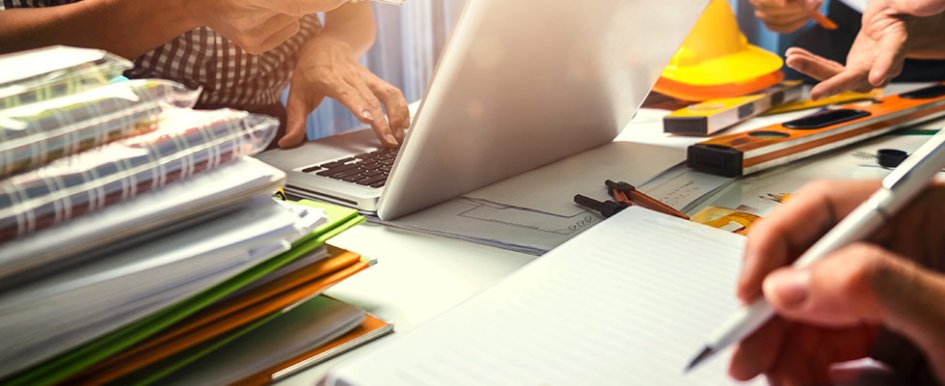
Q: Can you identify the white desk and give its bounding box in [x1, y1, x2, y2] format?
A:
[280, 84, 945, 385]
[280, 222, 534, 385]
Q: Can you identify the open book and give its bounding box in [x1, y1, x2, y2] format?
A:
[325, 206, 763, 385]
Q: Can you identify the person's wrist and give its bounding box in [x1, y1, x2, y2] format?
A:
[300, 33, 356, 60]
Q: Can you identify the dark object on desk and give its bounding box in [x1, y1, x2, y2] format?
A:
[782, 109, 871, 130]
[879, 149, 910, 169]
[688, 82, 945, 177]
[573, 181, 688, 220]
[900, 84, 945, 100]
[574, 194, 627, 218]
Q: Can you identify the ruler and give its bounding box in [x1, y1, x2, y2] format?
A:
[687, 83, 945, 177]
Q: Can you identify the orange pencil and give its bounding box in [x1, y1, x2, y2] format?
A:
[606, 180, 689, 220]
[811, 11, 837, 30]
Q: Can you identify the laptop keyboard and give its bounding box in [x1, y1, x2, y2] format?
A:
[301, 148, 399, 188]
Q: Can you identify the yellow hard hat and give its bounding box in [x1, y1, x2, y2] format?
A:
[655, 0, 784, 99]
[655, 71, 784, 101]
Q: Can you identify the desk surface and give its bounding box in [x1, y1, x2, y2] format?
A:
[280, 85, 945, 385]
[280, 223, 533, 385]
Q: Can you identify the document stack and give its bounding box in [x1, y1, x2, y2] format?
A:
[0, 46, 391, 386]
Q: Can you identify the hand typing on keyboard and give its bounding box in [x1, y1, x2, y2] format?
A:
[278, 1, 411, 149]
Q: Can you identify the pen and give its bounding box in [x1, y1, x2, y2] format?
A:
[686, 127, 945, 372]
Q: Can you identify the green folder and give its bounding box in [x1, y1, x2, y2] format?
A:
[2, 200, 363, 386]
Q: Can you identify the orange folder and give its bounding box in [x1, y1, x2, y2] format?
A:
[67, 251, 369, 386]
[233, 314, 393, 386]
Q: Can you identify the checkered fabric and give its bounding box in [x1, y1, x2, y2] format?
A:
[1, 0, 321, 109]
[0, 80, 182, 178]
[0, 108, 275, 243]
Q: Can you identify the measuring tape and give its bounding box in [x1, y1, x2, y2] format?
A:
[687, 83, 945, 177]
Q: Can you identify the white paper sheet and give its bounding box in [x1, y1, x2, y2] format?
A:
[374, 162, 731, 255]
[615, 108, 813, 150]
[327, 207, 763, 385]
[372, 197, 604, 255]
[465, 141, 685, 217]
[640, 163, 735, 213]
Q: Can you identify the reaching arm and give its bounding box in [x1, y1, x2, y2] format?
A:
[0, 0, 353, 58]
[281, 1, 410, 148]
[318, 1, 377, 58]
[786, 0, 945, 99]
[0, 0, 198, 59]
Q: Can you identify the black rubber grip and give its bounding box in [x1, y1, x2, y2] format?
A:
[687, 144, 744, 177]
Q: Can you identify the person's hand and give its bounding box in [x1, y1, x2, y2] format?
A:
[728, 180, 945, 385]
[280, 34, 410, 148]
[183, 0, 350, 54]
[890, 0, 945, 15]
[785, 0, 945, 100]
[749, 0, 824, 33]
[786, 0, 910, 100]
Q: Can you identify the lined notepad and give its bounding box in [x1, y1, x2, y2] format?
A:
[326, 207, 764, 385]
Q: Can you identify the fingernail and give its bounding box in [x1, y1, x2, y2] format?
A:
[764, 269, 810, 308]
[385, 134, 398, 144]
[362, 110, 374, 121]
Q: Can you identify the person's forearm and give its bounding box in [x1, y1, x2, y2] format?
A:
[318, 1, 377, 58]
[0, 0, 198, 59]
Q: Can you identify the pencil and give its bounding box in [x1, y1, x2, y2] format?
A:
[627, 190, 690, 220]
[811, 11, 837, 30]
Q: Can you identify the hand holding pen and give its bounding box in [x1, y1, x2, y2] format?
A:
[725, 180, 945, 384]
[688, 128, 945, 385]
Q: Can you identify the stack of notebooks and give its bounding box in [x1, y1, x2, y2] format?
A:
[0, 46, 393, 385]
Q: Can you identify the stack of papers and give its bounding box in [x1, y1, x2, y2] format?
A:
[0, 157, 285, 288]
[0, 46, 389, 386]
[0, 200, 379, 386]
[0, 197, 308, 376]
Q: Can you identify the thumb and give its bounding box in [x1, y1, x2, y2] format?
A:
[279, 87, 323, 149]
[763, 243, 945, 381]
[868, 23, 908, 86]
[763, 243, 913, 326]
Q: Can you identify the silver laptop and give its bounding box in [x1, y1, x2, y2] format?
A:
[258, 0, 704, 221]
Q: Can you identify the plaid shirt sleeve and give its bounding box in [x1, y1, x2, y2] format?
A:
[2, 0, 321, 109]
